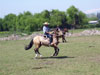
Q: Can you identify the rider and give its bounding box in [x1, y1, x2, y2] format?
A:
[43, 22, 53, 45]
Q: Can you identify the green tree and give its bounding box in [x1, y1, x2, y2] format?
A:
[33, 13, 44, 30]
[0, 7, 90, 32]
[78, 11, 88, 28]
[66, 5, 78, 28]
[41, 10, 50, 21]
[16, 11, 34, 32]
[67, 5, 87, 28]
[0, 18, 3, 31]
[33, 11, 50, 30]
[50, 9, 67, 27]
[2, 13, 16, 31]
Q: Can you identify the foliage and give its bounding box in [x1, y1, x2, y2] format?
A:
[67, 6, 78, 25]
[96, 20, 100, 27]
[3, 13, 17, 31]
[66, 6, 88, 28]
[0, 18, 3, 31]
[50, 9, 67, 28]
[0, 5, 97, 32]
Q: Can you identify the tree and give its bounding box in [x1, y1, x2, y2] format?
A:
[50, 9, 67, 27]
[3, 13, 17, 31]
[0, 7, 90, 32]
[41, 10, 50, 21]
[0, 18, 3, 31]
[66, 5, 87, 28]
[16, 11, 34, 32]
[67, 6, 78, 28]
[33, 13, 46, 30]
[3, 14, 16, 31]
[78, 11, 88, 28]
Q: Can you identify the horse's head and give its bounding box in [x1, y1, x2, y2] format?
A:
[52, 31, 60, 41]
[63, 28, 68, 33]
[54, 29, 63, 37]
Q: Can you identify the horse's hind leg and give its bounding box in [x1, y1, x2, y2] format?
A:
[34, 49, 42, 58]
[34, 48, 39, 58]
[34, 45, 42, 58]
[37, 50, 42, 57]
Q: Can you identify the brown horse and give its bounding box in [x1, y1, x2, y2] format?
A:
[55, 28, 68, 43]
[25, 32, 59, 58]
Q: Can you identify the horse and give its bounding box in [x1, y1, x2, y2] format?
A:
[25, 32, 59, 58]
[55, 28, 68, 43]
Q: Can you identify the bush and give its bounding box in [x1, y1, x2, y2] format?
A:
[81, 24, 97, 28]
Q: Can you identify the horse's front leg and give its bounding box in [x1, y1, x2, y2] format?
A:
[52, 45, 59, 56]
[56, 47, 59, 56]
[54, 47, 59, 56]
[62, 35, 65, 43]
[62, 35, 67, 43]
[63, 38, 67, 42]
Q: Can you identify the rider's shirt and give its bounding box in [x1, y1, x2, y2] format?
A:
[43, 26, 50, 34]
[43, 25, 52, 43]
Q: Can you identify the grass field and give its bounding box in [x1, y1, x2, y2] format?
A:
[0, 35, 100, 75]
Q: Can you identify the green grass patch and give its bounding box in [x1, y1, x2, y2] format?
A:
[0, 35, 100, 75]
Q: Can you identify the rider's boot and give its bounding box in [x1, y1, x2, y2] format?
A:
[49, 38, 53, 46]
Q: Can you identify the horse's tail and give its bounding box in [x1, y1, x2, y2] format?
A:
[25, 39, 33, 50]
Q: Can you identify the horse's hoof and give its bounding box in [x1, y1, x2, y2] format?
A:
[53, 54, 58, 56]
[40, 55, 42, 57]
[34, 57, 37, 59]
[50, 55, 54, 57]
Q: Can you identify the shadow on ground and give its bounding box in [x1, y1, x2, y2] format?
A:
[32, 66, 48, 70]
[37, 56, 74, 59]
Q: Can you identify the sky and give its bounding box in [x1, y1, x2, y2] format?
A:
[0, 0, 100, 18]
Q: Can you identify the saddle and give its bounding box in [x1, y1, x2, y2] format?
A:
[43, 35, 53, 44]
